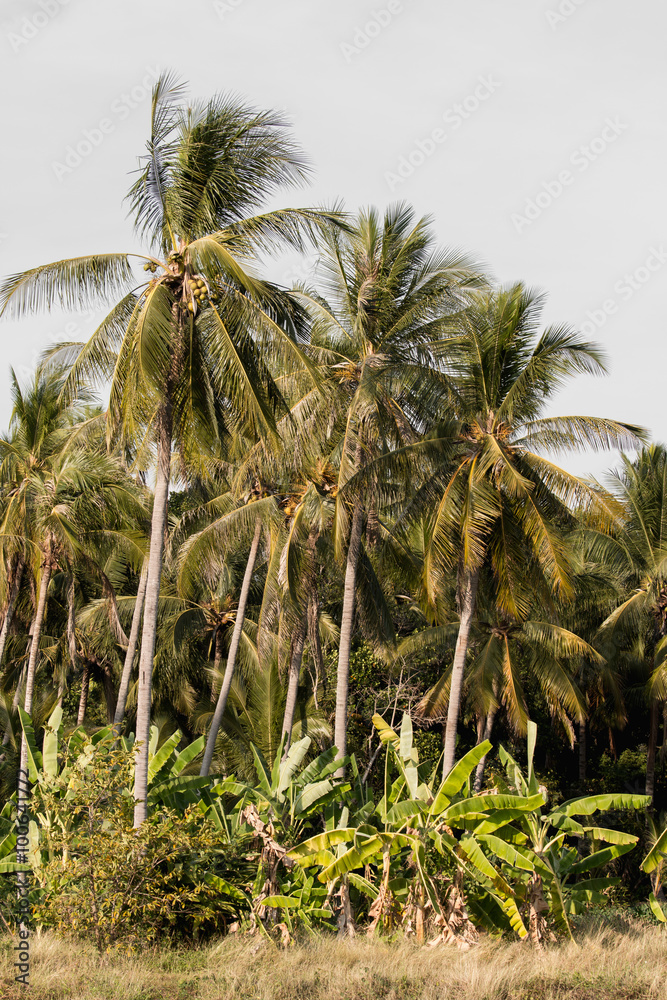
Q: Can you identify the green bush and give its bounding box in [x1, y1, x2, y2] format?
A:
[31, 735, 254, 951]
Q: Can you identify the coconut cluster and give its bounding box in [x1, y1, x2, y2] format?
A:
[187, 275, 209, 313]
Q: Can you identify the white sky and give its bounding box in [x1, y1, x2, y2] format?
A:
[0, 0, 665, 477]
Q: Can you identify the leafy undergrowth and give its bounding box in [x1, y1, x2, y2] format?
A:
[0, 918, 665, 1000]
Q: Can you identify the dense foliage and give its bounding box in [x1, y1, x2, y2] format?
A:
[0, 75, 666, 949]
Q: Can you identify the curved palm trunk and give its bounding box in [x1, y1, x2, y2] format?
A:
[334, 501, 364, 773]
[281, 616, 307, 755]
[133, 419, 172, 828]
[0, 555, 25, 667]
[200, 519, 262, 777]
[307, 587, 325, 707]
[282, 525, 319, 750]
[442, 567, 480, 778]
[77, 660, 91, 726]
[18, 558, 53, 809]
[113, 563, 148, 730]
[473, 698, 498, 794]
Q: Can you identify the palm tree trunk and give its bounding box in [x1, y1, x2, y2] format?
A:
[442, 567, 480, 778]
[473, 700, 498, 794]
[0, 555, 25, 667]
[67, 567, 78, 664]
[133, 416, 171, 828]
[578, 720, 587, 786]
[113, 563, 148, 729]
[282, 525, 319, 750]
[646, 699, 659, 802]
[210, 625, 225, 699]
[2, 665, 25, 747]
[200, 518, 262, 777]
[307, 586, 325, 707]
[334, 501, 365, 771]
[77, 660, 91, 726]
[100, 661, 117, 722]
[1, 556, 27, 745]
[281, 615, 307, 755]
[18, 557, 53, 809]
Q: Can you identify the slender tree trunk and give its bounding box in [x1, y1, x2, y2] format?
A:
[282, 525, 319, 750]
[0, 555, 25, 667]
[307, 585, 325, 707]
[113, 563, 148, 729]
[97, 660, 117, 722]
[646, 699, 660, 802]
[67, 568, 78, 679]
[2, 665, 26, 747]
[473, 700, 498, 794]
[1, 556, 27, 743]
[133, 415, 172, 828]
[211, 625, 225, 699]
[200, 519, 262, 777]
[578, 719, 587, 786]
[442, 567, 480, 778]
[281, 615, 307, 755]
[18, 557, 53, 809]
[77, 660, 91, 727]
[334, 501, 365, 772]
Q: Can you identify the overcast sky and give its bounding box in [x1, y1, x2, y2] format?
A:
[0, 0, 664, 477]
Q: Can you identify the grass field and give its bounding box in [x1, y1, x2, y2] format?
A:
[1, 917, 665, 1000]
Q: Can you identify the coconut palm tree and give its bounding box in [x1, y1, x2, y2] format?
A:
[0, 74, 343, 824]
[293, 204, 483, 767]
[392, 283, 644, 776]
[0, 372, 142, 804]
[591, 445, 667, 801]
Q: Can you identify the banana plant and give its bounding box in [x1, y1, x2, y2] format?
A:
[19, 706, 209, 832]
[230, 735, 354, 838]
[465, 721, 650, 942]
[287, 714, 543, 942]
[641, 817, 667, 923]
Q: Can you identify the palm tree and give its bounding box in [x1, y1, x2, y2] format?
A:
[393, 283, 644, 776]
[0, 369, 85, 677]
[294, 204, 482, 767]
[591, 446, 667, 801]
[0, 75, 342, 824]
[172, 485, 280, 776]
[0, 371, 140, 804]
[408, 597, 600, 791]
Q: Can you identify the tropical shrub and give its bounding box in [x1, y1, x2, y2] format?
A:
[26, 732, 253, 951]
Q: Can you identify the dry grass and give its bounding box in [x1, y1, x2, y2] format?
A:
[1, 918, 665, 999]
